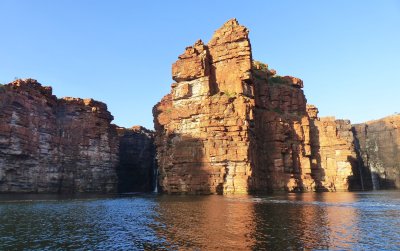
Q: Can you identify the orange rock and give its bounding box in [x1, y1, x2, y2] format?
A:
[153, 19, 358, 194]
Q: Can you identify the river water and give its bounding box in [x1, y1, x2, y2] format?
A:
[0, 191, 399, 250]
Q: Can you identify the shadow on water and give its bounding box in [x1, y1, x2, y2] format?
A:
[250, 193, 361, 250]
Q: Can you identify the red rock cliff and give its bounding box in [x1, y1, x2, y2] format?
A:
[0, 79, 118, 193]
[153, 19, 358, 194]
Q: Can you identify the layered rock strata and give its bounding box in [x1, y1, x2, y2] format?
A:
[307, 106, 358, 191]
[117, 126, 156, 192]
[154, 20, 254, 194]
[353, 115, 400, 189]
[0, 79, 118, 193]
[153, 19, 358, 194]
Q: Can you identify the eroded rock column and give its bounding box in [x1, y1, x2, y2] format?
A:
[153, 19, 254, 194]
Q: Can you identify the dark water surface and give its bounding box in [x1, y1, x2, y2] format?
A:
[0, 191, 399, 250]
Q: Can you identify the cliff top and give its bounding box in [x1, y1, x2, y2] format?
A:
[354, 114, 400, 126]
[60, 97, 108, 110]
[7, 78, 54, 97]
[4, 78, 109, 111]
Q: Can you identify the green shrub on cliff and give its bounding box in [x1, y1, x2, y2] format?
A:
[273, 107, 283, 114]
[268, 76, 284, 85]
[0, 83, 5, 93]
[223, 91, 237, 98]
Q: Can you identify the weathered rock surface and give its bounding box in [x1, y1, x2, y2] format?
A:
[353, 115, 400, 189]
[0, 79, 118, 193]
[307, 106, 358, 191]
[154, 19, 254, 194]
[153, 19, 358, 194]
[251, 63, 313, 192]
[117, 126, 156, 192]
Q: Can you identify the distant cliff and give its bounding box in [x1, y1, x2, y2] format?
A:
[353, 115, 400, 189]
[153, 19, 359, 194]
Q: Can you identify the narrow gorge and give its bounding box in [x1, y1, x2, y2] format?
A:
[0, 19, 398, 194]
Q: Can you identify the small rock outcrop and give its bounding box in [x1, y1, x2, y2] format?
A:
[116, 126, 156, 192]
[153, 19, 359, 194]
[0, 79, 118, 193]
[353, 115, 400, 189]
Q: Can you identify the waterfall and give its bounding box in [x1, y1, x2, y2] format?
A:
[153, 157, 158, 193]
[153, 168, 158, 193]
[370, 170, 379, 190]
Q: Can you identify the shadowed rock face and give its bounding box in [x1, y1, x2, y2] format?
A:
[116, 126, 156, 192]
[153, 19, 358, 194]
[0, 79, 118, 193]
[352, 115, 400, 189]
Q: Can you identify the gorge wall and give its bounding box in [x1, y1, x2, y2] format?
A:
[0, 79, 118, 193]
[1, 20, 398, 194]
[353, 115, 400, 189]
[153, 19, 360, 194]
[0, 79, 155, 193]
[117, 126, 156, 192]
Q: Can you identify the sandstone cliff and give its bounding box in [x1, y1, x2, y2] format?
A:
[307, 106, 358, 191]
[153, 19, 254, 194]
[153, 19, 359, 194]
[352, 115, 400, 189]
[0, 79, 118, 193]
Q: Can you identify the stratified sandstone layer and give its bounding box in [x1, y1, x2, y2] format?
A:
[154, 19, 254, 194]
[353, 115, 400, 189]
[251, 63, 313, 192]
[307, 106, 358, 191]
[0, 79, 118, 193]
[153, 19, 358, 194]
[117, 126, 156, 192]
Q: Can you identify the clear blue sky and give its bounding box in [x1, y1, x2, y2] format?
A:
[1, 0, 399, 129]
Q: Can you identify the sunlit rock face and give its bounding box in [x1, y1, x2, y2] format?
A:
[307, 106, 358, 191]
[154, 19, 254, 194]
[153, 19, 358, 194]
[352, 115, 400, 189]
[0, 79, 118, 193]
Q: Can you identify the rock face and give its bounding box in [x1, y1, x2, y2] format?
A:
[0, 79, 118, 193]
[153, 19, 358, 194]
[154, 19, 254, 194]
[307, 106, 358, 191]
[116, 126, 156, 192]
[353, 115, 400, 189]
[251, 63, 313, 192]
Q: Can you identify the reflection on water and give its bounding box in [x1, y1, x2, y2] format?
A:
[0, 192, 399, 250]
